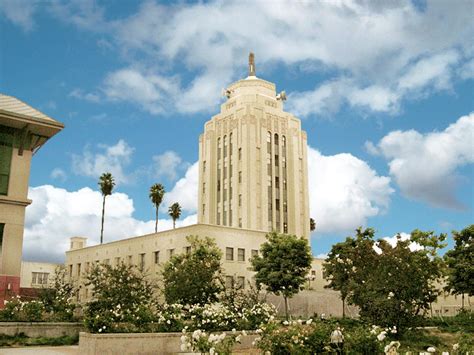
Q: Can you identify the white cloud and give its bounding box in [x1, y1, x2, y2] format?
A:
[383, 232, 423, 252]
[71, 139, 135, 185]
[367, 113, 474, 209]
[69, 88, 100, 103]
[162, 161, 199, 213]
[18, 1, 469, 117]
[307, 146, 393, 233]
[50, 168, 67, 182]
[152, 150, 186, 181]
[0, 0, 37, 32]
[397, 51, 459, 92]
[23, 185, 197, 263]
[103, 68, 179, 115]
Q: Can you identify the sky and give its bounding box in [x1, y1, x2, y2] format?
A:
[0, 0, 473, 263]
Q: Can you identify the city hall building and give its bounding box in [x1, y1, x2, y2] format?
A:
[66, 54, 312, 302]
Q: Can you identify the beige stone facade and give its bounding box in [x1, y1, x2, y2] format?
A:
[198, 64, 309, 238]
[66, 224, 268, 302]
[20, 261, 60, 289]
[0, 94, 63, 304]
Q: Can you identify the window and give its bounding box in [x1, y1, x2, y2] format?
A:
[225, 276, 234, 289]
[85, 262, 90, 273]
[274, 133, 279, 145]
[139, 253, 145, 271]
[238, 148, 242, 160]
[184, 246, 192, 255]
[284, 223, 288, 233]
[202, 183, 206, 194]
[0, 223, 4, 254]
[276, 199, 280, 211]
[77, 263, 81, 276]
[237, 276, 245, 289]
[32, 272, 49, 285]
[275, 177, 279, 189]
[275, 155, 279, 166]
[154, 251, 160, 264]
[0, 145, 12, 195]
[168, 249, 175, 259]
[239, 194, 242, 206]
[128, 255, 133, 265]
[238, 171, 242, 183]
[104, 259, 110, 265]
[237, 248, 245, 262]
[251, 249, 259, 258]
[226, 247, 234, 261]
[203, 161, 206, 173]
[239, 218, 242, 228]
[202, 204, 205, 215]
[115, 257, 121, 266]
[68, 265, 73, 278]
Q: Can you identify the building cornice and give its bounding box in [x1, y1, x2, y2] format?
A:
[0, 195, 32, 207]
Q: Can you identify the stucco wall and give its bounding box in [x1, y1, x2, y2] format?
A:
[0, 322, 84, 337]
[79, 331, 258, 355]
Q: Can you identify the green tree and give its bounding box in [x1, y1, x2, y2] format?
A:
[98, 172, 115, 244]
[162, 236, 223, 305]
[40, 266, 78, 321]
[444, 225, 474, 308]
[168, 202, 182, 229]
[149, 183, 165, 233]
[323, 233, 362, 318]
[251, 232, 312, 319]
[310, 218, 316, 232]
[84, 263, 156, 332]
[324, 227, 446, 332]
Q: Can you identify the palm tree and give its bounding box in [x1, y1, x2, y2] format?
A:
[310, 218, 316, 232]
[168, 202, 182, 229]
[149, 183, 165, 233]
[99, 172, 115, 244]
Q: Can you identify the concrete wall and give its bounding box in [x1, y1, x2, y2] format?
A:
[0, 322, 84, 337]
[79, 331, 257, 355]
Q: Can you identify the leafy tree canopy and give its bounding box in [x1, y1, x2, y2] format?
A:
[444, 224, 474, 297]
[251, 232, 312, 319]
[162, 236, 223, 305]
[324, 227, 446, 332]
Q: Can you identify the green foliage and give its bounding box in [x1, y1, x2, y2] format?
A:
[39, 266, 78, 321]
[180, 329, 244, 355]
[251, 232, 312, 319]
[168, 202, 182, 228]
[83, 262, 156, 333]
[162, 236, 223, 305]
[324, 227, 446, 332]
[256, 320, 385, 355]
[0, 297, 45, 322]
[149, 183, 165, 232]
[425, 309, 474, 333]
[444, 224, 474, 298]
[98, 172, 115, 196]
[0, 333, 79, 347]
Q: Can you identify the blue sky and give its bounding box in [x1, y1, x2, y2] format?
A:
[0, 0, 473, 262]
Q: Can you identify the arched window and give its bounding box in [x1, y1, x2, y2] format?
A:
[274, 133, 279, 145]
[282, 135, 286, 147]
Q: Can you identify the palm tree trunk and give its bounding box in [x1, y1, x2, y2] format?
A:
[342, 297, 345, 318]
[173, 218, 176, 229]
[155, 205, 158, 233]
[100, 195, 106, 244]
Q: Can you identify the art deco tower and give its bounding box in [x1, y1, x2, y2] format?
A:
[198, 54, 309, 238]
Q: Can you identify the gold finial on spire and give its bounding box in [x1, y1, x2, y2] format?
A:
[248, 52, 256, 76]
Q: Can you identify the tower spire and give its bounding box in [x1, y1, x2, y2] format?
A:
[248, 52, 256, 77]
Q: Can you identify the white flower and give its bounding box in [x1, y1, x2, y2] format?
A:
[180, 344, 187, 351]
[98, 329, 102, 333]
[442, 352, 449, 355]
[241, 330, 247, 336]
[306, 319, 313, 325]
[377, 331, 386, 341]
[453, 343, 459, 351]
[232, 328, 236, 333]
[427, 347, 436, 353]
[236, 335, 241, 342]
[180, 335, 187, 343]
[209, 348, 215, 355]
[391, 326, 397, 334]
[283, 320, 289, 325]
